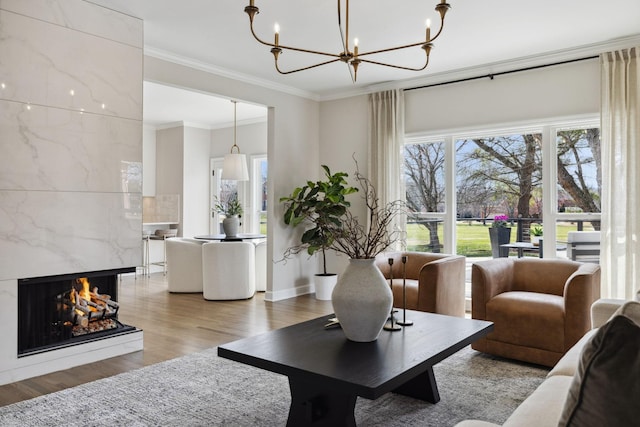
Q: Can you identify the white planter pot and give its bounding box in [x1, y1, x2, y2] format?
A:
[331, 258, 393, 342]
[222, 216, 239, 237]
[314, 274, 337, 301]
[531, 235, 541, 246]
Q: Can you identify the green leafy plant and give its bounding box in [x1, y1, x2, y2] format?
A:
[280, 165, 358, 274]
[530, 223, 543, 236]
[213, 193, 243, 217]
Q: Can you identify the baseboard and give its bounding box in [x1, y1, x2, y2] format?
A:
[265, 284, 314, 302]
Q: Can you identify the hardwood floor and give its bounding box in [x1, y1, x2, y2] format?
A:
[0, 272, 334, 407]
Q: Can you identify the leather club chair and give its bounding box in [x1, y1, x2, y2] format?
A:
[471, 257, 601, 367]
[375, 251, 466, 317]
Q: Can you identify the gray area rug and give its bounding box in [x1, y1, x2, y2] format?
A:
[0, 346, 548, 426]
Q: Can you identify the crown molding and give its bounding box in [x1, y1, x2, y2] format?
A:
[144, 46, 320, 101]
[145, 117, 267, 131]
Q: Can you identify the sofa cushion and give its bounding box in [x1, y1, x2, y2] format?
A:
[547, 329, 597, 378]
[611, 300, 640, 325]
[502, 375, 573, 427]
[558, 314, 640, 427]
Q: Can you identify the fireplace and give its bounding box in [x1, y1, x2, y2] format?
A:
[18, 268, 138, 357]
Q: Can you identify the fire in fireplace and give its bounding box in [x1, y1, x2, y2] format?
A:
[18, 268, 138, 356]
[63, 277, 120, 336]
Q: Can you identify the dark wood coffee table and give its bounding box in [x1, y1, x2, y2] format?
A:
[218, 310, 493, 426]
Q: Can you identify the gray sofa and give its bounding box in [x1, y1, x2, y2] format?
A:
[455, 298, 640, 427]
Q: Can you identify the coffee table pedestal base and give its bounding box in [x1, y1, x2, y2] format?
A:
[286, 367, 440, 426]
[393, 366, 440, 403]
[287, 377, 357, 427]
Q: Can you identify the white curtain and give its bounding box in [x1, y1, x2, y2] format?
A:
[601, 47, 640, 299]
[368, 89, 406, 249]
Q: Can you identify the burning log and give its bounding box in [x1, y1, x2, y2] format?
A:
[90, 287, 119, 310]
[56, 277, 121, 334]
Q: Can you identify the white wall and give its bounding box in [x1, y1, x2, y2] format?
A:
[183, 126, 211, 237]
[145, 57, 320, 301]
[154, 125, 211, 237]
[210, 121, 267, 158]
[404, 59, 600, 134]
[156, 127, 185, 195]
[318, 95, 369, 276]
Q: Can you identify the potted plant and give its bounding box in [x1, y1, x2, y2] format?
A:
[530, 223, 543, 246]
[323, 167, 405, 342]
[213, 193, 243, 237]
[279, 165, 358, 300]
[489, 214, 511, 258]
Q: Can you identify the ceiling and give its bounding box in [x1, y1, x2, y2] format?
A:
[89, 0, 640, 127]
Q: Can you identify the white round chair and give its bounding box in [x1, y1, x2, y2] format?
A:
[202, 242, 256, 300]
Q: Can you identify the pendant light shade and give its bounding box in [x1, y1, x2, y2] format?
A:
[222, 100, 249, 181]
[223, 152, 249, 181]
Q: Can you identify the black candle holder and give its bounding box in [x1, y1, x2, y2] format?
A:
[396, 255, 413, 326]
[384, 257, 401, 331]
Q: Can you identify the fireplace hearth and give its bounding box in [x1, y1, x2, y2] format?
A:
[18, 268, 138, 357]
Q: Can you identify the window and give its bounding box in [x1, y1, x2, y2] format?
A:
[403, 140, 446, 252]
[402, 118, 600, 260]
[555, 126, 601, 241]
[252, 155, 268, 235]
[210, 156, 267, 235]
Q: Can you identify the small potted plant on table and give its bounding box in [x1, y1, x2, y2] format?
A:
[530, 223, 543, 246]
[214, 193, 243, 237]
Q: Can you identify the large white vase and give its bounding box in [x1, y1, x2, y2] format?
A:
[331, 258, 393, 342]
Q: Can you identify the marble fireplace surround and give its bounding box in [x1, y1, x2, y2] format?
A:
[0, 1, 144, 385]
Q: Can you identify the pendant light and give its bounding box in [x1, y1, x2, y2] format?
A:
[222, 100, 249, 181]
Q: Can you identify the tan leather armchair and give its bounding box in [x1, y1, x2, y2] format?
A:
[375, 252, 466, 317]
[471, 258, 601, 367]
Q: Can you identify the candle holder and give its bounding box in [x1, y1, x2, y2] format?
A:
[384, 257, 402, 331]
[396, 255, 413, 326]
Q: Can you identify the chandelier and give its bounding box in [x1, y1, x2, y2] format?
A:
[243, 0, 451, 82]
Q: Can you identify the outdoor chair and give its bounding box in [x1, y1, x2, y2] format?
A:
[566, 231, 601, 263]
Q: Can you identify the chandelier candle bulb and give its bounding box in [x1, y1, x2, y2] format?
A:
[426, 19, 431, 41]
[354, 38, 358, 56]
[274, 23, 279, 46]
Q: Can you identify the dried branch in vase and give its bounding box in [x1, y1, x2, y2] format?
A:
[329, 168, 405, 259]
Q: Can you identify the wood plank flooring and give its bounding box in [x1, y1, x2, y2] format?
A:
[0, 272, 334, 407]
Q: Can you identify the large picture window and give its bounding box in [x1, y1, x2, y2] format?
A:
[402, 118, 600, 263]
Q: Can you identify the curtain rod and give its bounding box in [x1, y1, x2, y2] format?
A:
[405, 55, 599, 92]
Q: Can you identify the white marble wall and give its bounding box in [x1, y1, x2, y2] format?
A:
[0, 0, 144, 384]
[0, 0, 143, 280]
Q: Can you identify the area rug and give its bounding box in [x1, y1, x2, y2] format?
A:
[0, 346, 548, 426]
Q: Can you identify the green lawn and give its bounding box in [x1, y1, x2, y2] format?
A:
[406, 221, 592, 256]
